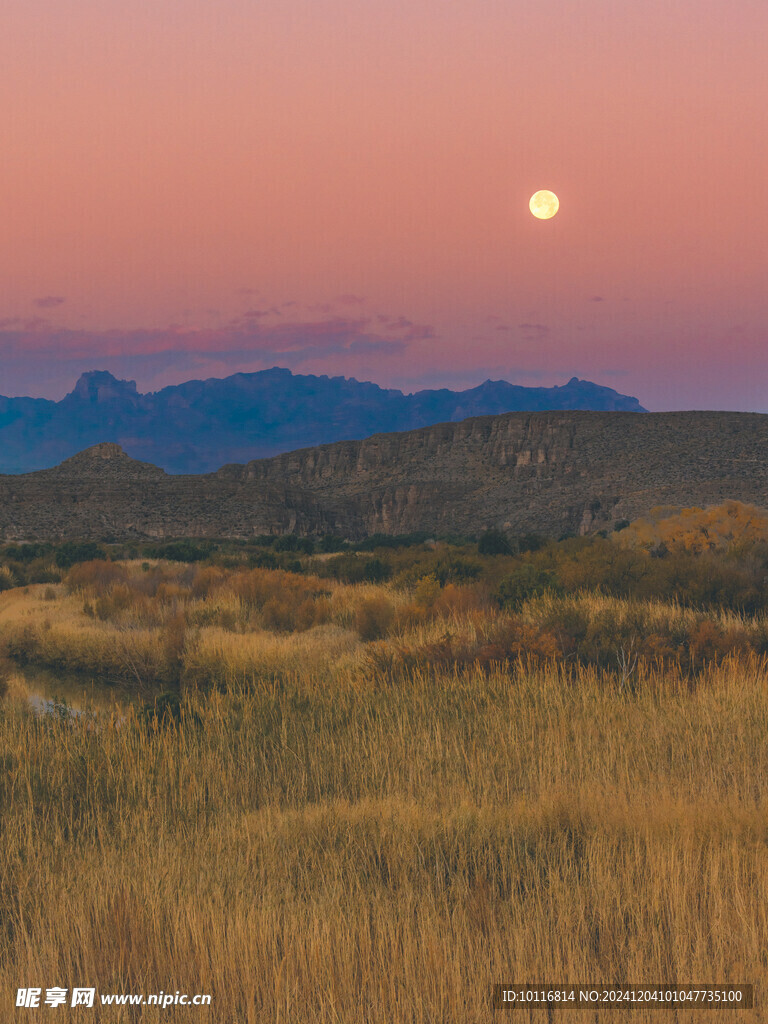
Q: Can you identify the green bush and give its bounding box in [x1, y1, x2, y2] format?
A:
[496, 564, 562, 609]
[432, 558, 481, 586]
[273, 535, 298, 552]
[478, 530, 514, 556]
[54, 541, 106, 569]
[319, 534, 347, 552]
[355, 532, 430, 551]
[318, 555, 392, 584]
[152, 540, 212, 563]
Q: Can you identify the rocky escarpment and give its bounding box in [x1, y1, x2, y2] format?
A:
[1, 411, 767, 540]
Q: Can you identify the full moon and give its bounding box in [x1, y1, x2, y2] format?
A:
[529, 190, 559, 219]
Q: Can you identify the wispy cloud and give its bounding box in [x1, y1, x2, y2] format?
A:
[33, 296, 66, 309]
[0, 312, 433, 397]
[517, 322, 550, 339]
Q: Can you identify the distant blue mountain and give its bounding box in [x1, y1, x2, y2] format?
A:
[0, 368, 646, 474]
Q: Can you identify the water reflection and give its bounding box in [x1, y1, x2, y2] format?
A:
[20, 666, 149, 719]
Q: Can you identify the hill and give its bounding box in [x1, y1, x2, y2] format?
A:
[0, 368, 645, 474]
[0, 409, 767, 540]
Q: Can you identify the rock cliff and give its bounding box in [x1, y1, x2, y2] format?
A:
[1, 411, 767, 540]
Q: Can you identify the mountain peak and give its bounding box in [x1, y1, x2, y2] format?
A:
[53, 442, 165, 478]
[69, 371, 138, 403]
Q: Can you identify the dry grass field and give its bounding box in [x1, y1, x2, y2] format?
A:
[1, 554, 767, 1021]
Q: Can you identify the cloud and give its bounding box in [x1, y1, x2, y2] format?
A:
[33, 296, 66, 309]
[348, 337, 407, 355]
[373, 315, 434, 340]
[240, 308, 282, 320]
[517, 323, 550, 339]
[588, 295, 604, 302]
[0, 311, 432, 396]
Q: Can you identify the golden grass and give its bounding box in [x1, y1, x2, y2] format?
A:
[2, 574, 768, 1019]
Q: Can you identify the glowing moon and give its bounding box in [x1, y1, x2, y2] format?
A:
[529, 190, 559, 219]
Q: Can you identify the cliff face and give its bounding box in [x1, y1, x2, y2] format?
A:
[1, 411, 767, 540]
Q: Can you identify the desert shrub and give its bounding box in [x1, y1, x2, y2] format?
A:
[355, 595, 395, 641]
[0, 566, 18, 592]
[28, 564, 63, 585]
[686, 619, 750, 667]
[94, 583, 137, 621]
[0, 657, 11, 701]
[138, 690, 182, 728]
[538, 602, 590, 659]
[296, 596, 331, 631]
[576, 607, 648, 670]
[162, 610, 188, 672]
[318, 554, 392, 584]
[413, 574, 441, 609]
[191, 566, 227, 598]
[496, 565, 562, 609]
[155, 582, 187, 605]
[432, 583, 487, 618]
[480, 618, 562, 665]
[259, 594, 330, 632]
[229, 567, 331, 632]
[4, 623, 38, 664]
[232, 567, 325, 607]
[260, 599, 297, 632]
[432, 558, 481, 586]
[66, 560, 128, 595]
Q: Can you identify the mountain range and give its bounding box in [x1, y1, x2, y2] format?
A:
[0, 368, 646, 474]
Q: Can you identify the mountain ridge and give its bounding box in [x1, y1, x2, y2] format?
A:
[0, 368, 646, 474]
[1, 409, 766, 542]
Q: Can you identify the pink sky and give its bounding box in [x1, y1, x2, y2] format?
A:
[1, 0, 767, 409]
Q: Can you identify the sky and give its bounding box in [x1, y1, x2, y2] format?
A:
[1, 0, 767, 410]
